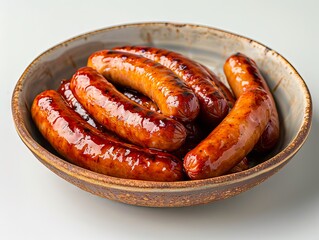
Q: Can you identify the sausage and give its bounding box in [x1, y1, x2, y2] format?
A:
[113, 85, 204, 158]
[113, 86, 204, 158]
[57, 79, 106, 132]
[70, 67, 187, 151]
[31, 90, 184, 181]
[183, 88, 272, 179]
[200, 65, 250, 172]
[115, 87, 203, 158]
[223, 53, 280, 152]
[87, 50, 199, 122]
[113, 46, 229, 125]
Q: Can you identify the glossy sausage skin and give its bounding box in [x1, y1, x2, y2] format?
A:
[31, 90, 184, 181]
[88, 50, 199, 122]
[184, 88, 272, 179]
[113, 46, 229, 125]
[70, 67, 187, 151]
[117, 87, 203, 158]
[57, 79, 106, 132]
[224, 53, 280, 152]
[116, 86, 204, 158]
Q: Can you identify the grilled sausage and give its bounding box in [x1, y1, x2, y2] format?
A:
[31, 90, 184, 181]
[87, 50, 199, 122]
[113, 46, 229, 125]
[184, 88, 272, 179]
[70, 67, 186, 151]
[113, 85, 205, 158]
[224, 53, 280, 152]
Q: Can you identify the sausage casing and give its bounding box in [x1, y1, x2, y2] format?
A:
[31, 90, 184, 181]
[70, 67, 186, 151]
[88, 50, 199, 122]
[224, 53, 280, 152]
[184, 88, 272, 179]
[57, 79, 106, 132]
[113, 46, 230, 125]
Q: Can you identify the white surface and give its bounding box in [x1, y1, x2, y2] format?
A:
[1, 0, 318, 239]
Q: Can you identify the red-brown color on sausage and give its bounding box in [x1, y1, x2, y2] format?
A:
[224, 53, 280, 152]
[114, 86, 204, 158]
[31, 90, 184, 181]
[113, 46, 229, 125]
[70, 67, 186, 151]
[116, 87, 204, 158]
[184, 88, 272, 180]
[88, 50, 199, 122]
[57, 79, 106, 132]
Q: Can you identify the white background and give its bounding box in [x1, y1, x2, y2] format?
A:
[1, 0, 318, 239]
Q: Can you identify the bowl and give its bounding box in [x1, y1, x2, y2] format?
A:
[12, 22, 312, 207]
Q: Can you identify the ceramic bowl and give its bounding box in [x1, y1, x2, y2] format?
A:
[12, 22, 312, 207]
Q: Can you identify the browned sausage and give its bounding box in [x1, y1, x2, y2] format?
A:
[113, 85, 204, 158]
[87, 50, 199, 122]
[200, 65, 250, 173]
[224, 53, 280, 152]
[70, 67, 186, 151]
[183, 88, 272, 179]
[113, 46, 229, 125]
[57, 79, 106, 132]
[115, 87, 204, 158]
[31, 90, 184, 181]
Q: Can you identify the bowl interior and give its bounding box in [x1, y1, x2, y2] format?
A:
[13, 23, 311, 187]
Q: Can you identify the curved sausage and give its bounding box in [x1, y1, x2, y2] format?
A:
[184, 88, 272, 179]
[87, 50, 199, 122]
[113, 46, 229, 125]
[70, 67, 186, 151]
[31, 90, 184, 181]
[224, 53, 280, 152]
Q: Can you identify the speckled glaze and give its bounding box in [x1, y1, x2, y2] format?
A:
[12, 22, 312, 207]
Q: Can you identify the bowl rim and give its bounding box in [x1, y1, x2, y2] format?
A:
[11, 22, 313, 192]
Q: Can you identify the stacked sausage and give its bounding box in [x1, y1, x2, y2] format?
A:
[31, 47, 280, 181]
